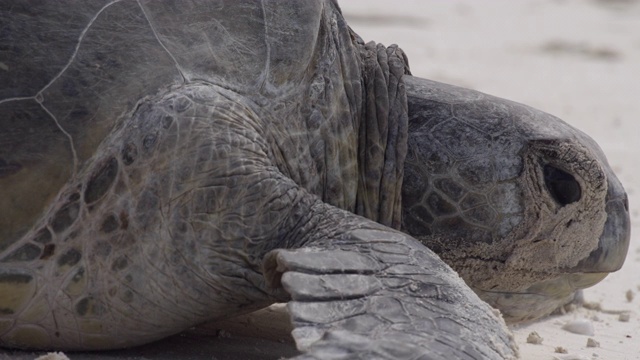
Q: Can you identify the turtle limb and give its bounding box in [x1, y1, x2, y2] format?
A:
[263, 203, 518, 360]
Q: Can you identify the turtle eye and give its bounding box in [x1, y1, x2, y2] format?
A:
[543, 164, 581, 205]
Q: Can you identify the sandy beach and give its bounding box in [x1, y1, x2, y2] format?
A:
[2, 1, 639, 360]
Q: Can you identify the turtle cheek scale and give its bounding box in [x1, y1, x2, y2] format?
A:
[401, 76, 630, 323]
[471, 140, 629, 323]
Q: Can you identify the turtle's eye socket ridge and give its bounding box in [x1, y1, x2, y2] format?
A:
[543, 164, 581, 205]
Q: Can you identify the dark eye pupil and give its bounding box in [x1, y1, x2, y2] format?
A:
[543, 164, 581, 205]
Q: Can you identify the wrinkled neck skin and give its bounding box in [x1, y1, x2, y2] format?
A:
[400, 76, 629, 322]
[257, 5, 410, 230]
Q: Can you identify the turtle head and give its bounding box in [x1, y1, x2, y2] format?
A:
[401, 76, 630, 322]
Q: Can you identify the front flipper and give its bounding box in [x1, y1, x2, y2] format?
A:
[265, 223, 518, 360]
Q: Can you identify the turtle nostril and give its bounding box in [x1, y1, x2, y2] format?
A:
[623, 195, 629, 212]
[543, 164, 581, 206]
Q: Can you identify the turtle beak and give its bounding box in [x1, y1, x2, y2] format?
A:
[568, 175, 630, 274]
[478, 179, 630, 323]
[496, 177, 631, 322]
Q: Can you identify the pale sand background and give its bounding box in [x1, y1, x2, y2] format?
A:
[2, 1, 639, 359]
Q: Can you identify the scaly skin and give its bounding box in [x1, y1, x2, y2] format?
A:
[0, 85, 286, 349]
[401, 77, 630, 322]
[0, 1, 629, 359]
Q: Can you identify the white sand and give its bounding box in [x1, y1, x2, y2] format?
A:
[341, 1, 640, 359]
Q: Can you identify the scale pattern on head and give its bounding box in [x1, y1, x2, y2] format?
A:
[400, 78, 628, 322]
[402, 94, 527, 246]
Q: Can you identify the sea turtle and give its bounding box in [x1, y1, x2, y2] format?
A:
[0, 1, 630, 359]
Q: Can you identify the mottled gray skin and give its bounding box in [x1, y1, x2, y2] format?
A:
[402, 77, 629, 322]
[0, 1, 630, 359]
